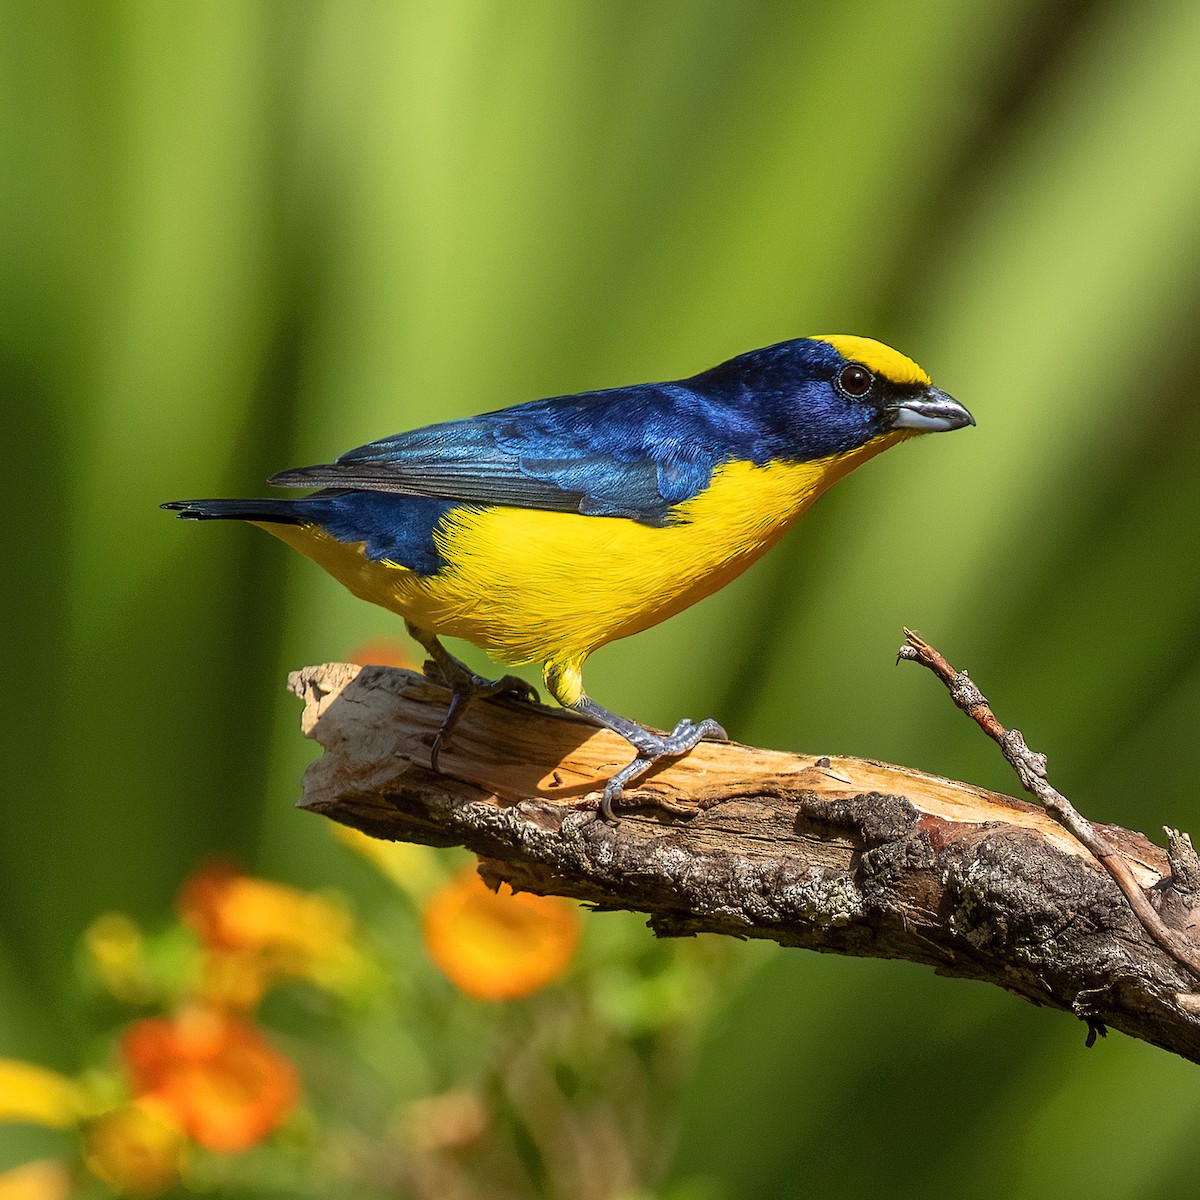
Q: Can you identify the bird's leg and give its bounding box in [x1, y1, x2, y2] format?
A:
[404, 622, 538, 770]
[570, 696, 728, 822]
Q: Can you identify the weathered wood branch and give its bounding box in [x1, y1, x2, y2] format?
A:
[288, 661, 1200, 1065]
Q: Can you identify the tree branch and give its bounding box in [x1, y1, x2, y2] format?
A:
[288, 659, 1200, 1065]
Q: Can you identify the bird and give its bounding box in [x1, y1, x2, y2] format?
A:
[164, 334, 974, 819]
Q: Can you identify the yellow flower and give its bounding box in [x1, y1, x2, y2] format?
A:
[0, 1160, 72, 1200]
[422, 868, 580, 1001]
[82, 1100, 186, 1198]
[0, 1061, 83, 1129]
[83, 912, 152, 1004]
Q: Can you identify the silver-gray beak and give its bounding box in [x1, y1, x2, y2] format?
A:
[889, 386, 975, 433]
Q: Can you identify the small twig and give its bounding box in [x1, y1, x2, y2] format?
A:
[898, 628, 1200, 982]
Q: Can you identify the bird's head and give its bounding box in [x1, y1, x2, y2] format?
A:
[810, 333, 974, 438]
[689, 334, 974, 462]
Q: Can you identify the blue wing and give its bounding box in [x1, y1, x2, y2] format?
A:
[269, 381, 756, 527]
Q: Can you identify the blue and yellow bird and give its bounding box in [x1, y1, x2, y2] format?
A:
[165, 335, 973, 818]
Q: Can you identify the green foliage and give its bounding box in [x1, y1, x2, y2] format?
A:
[3, 2, 1199, 1196]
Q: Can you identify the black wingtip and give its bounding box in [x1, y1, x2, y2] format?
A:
[161, 500, 203, 518]
[159, 498, 304, 524]
[268, 465, 327, 488]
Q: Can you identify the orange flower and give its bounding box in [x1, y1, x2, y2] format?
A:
[82, 1101, 185, 1198]
[422, 868, 580, 1001]
[347, 638, 419, 670]
[121, 1008, 298, 1153]
[179, 862, 360, 1007]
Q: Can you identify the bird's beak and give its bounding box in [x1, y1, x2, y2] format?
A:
[888, 386, 975, 433]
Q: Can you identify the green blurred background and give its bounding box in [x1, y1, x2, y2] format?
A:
[3, 0, 1199, 1195]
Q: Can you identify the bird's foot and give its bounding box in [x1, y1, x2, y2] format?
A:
[598, 716, 728, 822]
[423, 659, 539, 771]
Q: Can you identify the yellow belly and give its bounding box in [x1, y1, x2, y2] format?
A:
[261, 434, 906, 700]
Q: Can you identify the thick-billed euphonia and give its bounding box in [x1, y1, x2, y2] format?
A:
[165, 334, 973, 818]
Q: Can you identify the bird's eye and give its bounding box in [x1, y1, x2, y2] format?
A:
[836, 363, 874, 398]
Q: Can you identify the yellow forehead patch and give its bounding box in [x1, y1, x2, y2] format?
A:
[814, 335, 931, 387]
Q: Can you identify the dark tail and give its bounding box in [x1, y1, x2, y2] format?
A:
[161, 498, 305, 524]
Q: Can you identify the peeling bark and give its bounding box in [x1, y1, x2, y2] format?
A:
[289, 662, 1200, 1065]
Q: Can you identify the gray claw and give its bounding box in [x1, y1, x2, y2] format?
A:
[595, 715, 726, 822]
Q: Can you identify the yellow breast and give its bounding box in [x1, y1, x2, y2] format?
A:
[261, 432, 907, 690]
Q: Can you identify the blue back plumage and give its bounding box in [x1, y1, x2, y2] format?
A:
[272, 338, 889, 529]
